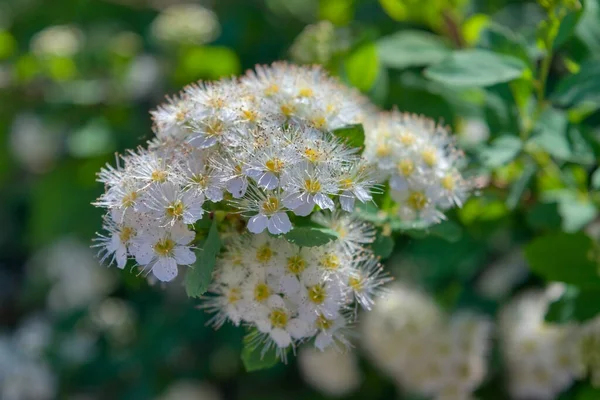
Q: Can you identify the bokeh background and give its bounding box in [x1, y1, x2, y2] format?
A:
[2, 0, 600, 399]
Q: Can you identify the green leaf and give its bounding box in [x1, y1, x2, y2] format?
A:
[529, 109, 595, 165]
[592, 168, 600, 190]
[546, 286, 600, 323]
[424, 49, 527, 87]
[526, 202, 563, 231]
[394, 220, 463, 242]
[506, 161, 537, 210]
[524, 231, 600, 289]
[576, 384, 600, 400]
[241, 332, 281, 372]
[371, 231, 394, 259]
[552, 59, 600, 107]
[478, 135, 522, 168]
[344, 42, 379, 92]
[478, 23, 533, 67]
[377, 30, 451, 70]
[283, 226, 338, 247]
[557, 193, 598, 233]
[185, 218, 222, 298]
[331, 124, 365, 150]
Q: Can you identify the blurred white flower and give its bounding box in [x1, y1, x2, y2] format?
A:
[10, 113, 61, 173]
[30, 25, 83, 57]
[298, 346, 361, 397]
[475, 249, 528, 300]
[151, 4, 220, 46]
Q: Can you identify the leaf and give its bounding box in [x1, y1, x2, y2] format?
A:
[524, 231, 600, 289]
[241, 332, 281, 372]
[185, 218, 222, 298]
[377, 30, 451, 70]
[331, 124, 365, 150]
[592, 169, 600, 190]
[478, 135, 522, 168]
[478, 23, 533, 67]
[557, 193, 598, 233]
[526, 202, 563, 231]
[546, 286, 600, 323]
[344, 42, 379, 92]
[394, 220, 463, 242]
[283, 226, 338, 247]
[506, 160, 536, 210]
[371, 231, 394, 259]
[424, 49, 527, 87]
[552, 59, 600, 107]
[529, 109, 596, 165]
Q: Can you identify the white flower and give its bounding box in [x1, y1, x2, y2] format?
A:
[131, 223, 196, 282]
[236, 187, 292, 235]
[142, 182, 204, 225]
[253, 295, 310, 348]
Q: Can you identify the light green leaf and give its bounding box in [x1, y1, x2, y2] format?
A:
[556, 193, 598, 233]
[478, 135, 522, 168]
[552, 59, 600, 107]
[331, 124, 365, 150]
[377, 30, 451, 70]
[506, 161, 537, 210]
[344, 42, 379, 92]
[241, 331, 281, 372]
[185, 218, 221, 298]
[424, 49, 527, 87]
[283, 226, 338, 247]
[525, 231, 600, 289]
[592, 169, 600, 190]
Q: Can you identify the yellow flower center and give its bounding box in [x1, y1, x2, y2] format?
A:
[269, 309, 288, 329]
[298, 88, 313, 97]
[304, 147, 321, 163]
[122, 191, 138, 207]
[119, 226, 134, 243]
[151, 170, 167, 183]
[280, 103, 295, 116]
[376, 144, 390, 157]
[175, 109, 187, 122]
[287, 255, 306, 275]
[348, 275, 363, 292]
[228, 287, 241, 304]
[441, 175, 455, 191]
[310, 116, 326, 129]
[264, 84, 279, 96]
[256, 245, 273, 263]
[261, 196, 280, 215]
[316, 314, 333, 330]
[153, 238, 175, 257]
[234, 164, 242, 174]
[241, 109, 258, 122]
[397, 159, 414, 177]
[421, 148, 437, 167]
[321, 253, 340, 270]
[166, 200, 184, 219]
[407, 191, 428, 211]
[304, 179, 321, 194]
[191, 173, 208, 187]
[308, 284, 326, 304]
[339, 178, 353, 190]
[265, 158, 284, 173]
[208, 97, 225, 109]
[399, 132, 416, 145]
[205, 119, 224, 137]
[254, 283, 270, 302]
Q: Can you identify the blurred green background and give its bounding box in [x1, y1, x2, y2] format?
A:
[2, 0, 600, 399]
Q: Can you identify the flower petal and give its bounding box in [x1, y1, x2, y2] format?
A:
[152, 257, 178, 282]
[174, 246, 196, 265]
[267, 212, 292, 235]
[287, 318, 310, 339]
[247, 214, 268, 234]
[270, 328, 291, 348]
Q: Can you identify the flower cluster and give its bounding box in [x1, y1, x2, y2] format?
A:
[361, 284, 492, 400]
[94, 62, 377, 282]
[363, 112, 471, 226]
[581, 315, 600, 387]
[202, 214, 389, 357]
[499, 287, 585, 399]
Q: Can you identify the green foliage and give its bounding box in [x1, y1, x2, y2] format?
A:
[331, 124, 365, 150]
[344, 42, 380, 92]
[525, 232, 600, 288]
[185, 218, 222, 298]
[283, 226, 339, 247]
[552, 59, 600, 107]
[377, 30, 451, 70]
[424, 49, 527, 87]
[241, 331, 281, 372]
[478, 135, 522, 168]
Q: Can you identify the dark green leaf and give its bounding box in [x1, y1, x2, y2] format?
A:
[506, 161, 537, 210]
[592, 168, 600, 190]
[331, 124, 365, 150]
[526, 202, 563, 231]
[424, 49, 527, 87]
[525, 231, 600, 289]
[552, 59, 600, 107]
[546, 286, 600, 323]
[478, 135, 522, 168]
[377, 30, 451, 70]
[576, 384, 600, 400]
[371, 231, 394, 259]
[185, 218, 222, 298]
[283, 226, 338, 247]
[478, 23, 533, 67]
